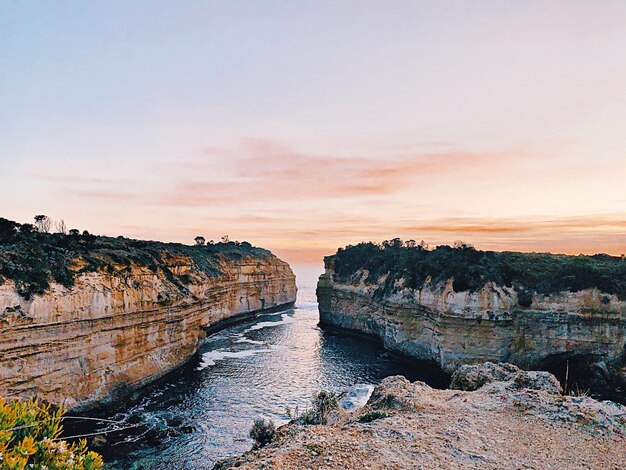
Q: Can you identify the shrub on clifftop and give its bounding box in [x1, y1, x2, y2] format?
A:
[249, 419, 275, 448]
[0, 217, 271, 300]
[329, 240, 626, 301]
[287, 391, 343, 425]
[0, 397, 103, 469]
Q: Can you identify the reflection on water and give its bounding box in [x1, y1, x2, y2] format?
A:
[83, 266, 445, 469]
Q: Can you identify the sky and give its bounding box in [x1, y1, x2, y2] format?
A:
[1, 1, 625, 266]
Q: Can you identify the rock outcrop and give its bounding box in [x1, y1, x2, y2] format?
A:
[317, 259, 626, 400]
[216, 365, 625, 469]
[0, 253, 296, 411]
[450, 361, 563, 394]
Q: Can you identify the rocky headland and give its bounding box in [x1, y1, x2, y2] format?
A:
[0, 218, 297, 411]
[317, 241, 626, 401]
[216, 363, 625, 469]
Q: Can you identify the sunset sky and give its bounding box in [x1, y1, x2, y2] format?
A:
[2, 1, 625, 265]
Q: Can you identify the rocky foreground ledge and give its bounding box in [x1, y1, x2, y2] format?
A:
[216, 363, 625, 469]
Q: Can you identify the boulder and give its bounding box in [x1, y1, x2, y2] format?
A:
[451, 362, 562, 394]
[512, 370, 562, 394]
[367, 375, 414, 409]
[450, 362, 520, 391]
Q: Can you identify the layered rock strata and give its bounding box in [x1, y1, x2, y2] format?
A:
[317, 261, 626, 399]
[0, 254, 296, 410]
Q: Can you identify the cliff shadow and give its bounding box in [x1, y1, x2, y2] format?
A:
[534, 352, 625, 403]
[318, 323, 451, 390]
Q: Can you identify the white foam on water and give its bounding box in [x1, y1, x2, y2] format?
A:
[340, 383, 375, 411]
[244, 313, 295, 332]
[234, 338, 265, 345]
[197, 345, 285, 369]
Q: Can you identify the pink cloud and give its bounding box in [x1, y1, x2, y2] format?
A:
[156, 138, 514, 207]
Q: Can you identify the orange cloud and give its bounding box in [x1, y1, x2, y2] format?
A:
[405, 217, 626, 234]
[261, 215, 626, 260]
[21, 138, 625, 265]
[27, 138, 532, 209]
[155, 138, 516, 207]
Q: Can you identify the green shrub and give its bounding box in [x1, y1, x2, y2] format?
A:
[249, 418, 275, 448]
[0, 396, 103, 469]
[516, 288, 533, 307]
[0, 217, 271, 300]
[372, 393, 403, 410]
[330, 241, 626, 300]
[297, 409, 319, 425]
[290, 391, 342, 425]
[357, 410, 389, 423]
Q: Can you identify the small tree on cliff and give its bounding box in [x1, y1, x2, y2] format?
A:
[34, 215, 51, 233]
[0, 218, 20, 243]
[55, 218, 67, 234]
[194, 236, 206, 246]
[453, 240, 474, 250]
[20, 223, 36, 234]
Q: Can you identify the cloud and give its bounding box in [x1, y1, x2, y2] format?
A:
[271, 215, 626, 263]
[26, 137, 534, 209]
[65, 189, 143, 201]
[21, 137, 624, 262]
[27, 173, 109, 185]
[404, 216, 626, 235]
[157, 138, 511, 207]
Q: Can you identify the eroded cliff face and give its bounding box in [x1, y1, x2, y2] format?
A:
[0, 254, 296, 411]
[317, 263, 626, 400]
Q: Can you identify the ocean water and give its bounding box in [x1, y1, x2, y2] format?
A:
[79, 266, 446, 469]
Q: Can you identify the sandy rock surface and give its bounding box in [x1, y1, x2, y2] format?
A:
[216, 365, 625, 469]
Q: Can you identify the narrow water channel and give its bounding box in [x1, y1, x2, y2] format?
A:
[84, 266, 446, 469]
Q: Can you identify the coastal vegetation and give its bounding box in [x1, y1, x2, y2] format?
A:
[0, 217, 268, 300]
[249, 419, 275, 448]
[248, 391, 344, 451]
[0, 397, 102, 470]
[357, 410, 389, 423]
[329, 239, 626, 303]
[285, 390, 342, 426]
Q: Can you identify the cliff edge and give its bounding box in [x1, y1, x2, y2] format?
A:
[0, 218, 297, 410]
[216, 363, 625, 469]
[317, 241, 626, 401]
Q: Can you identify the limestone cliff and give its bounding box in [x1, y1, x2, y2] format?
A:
[0, 253, 296, 411]
[317, 259, 626, 401]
